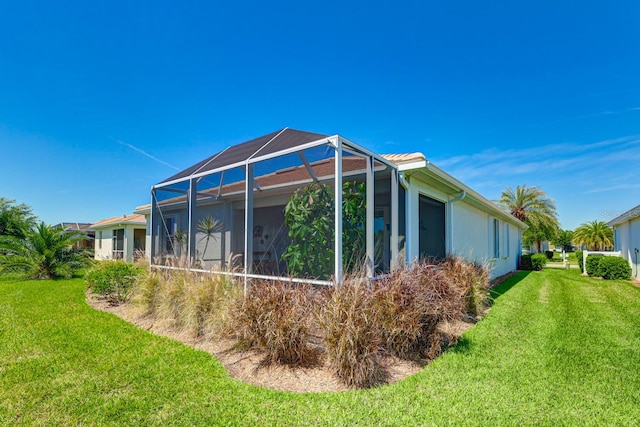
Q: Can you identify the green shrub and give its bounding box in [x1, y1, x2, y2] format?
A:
[85, 261, 144, 302]
[576, 250, 584, 271]
[597, 256, 631, 280]
[531, 254, 547, 271]
[586, 255, 604, 277]
[228, 280, 316, 366]
[519, 254, 533, 270]
[544, 250, 554, 260]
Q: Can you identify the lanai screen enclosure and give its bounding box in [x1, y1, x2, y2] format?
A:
[149, 128, 404, 286]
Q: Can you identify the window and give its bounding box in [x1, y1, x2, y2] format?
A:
[112, 229, 124, 259]
[493, 219, 500, 258]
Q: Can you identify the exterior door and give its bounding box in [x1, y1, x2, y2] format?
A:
[418, 195, 446, 259]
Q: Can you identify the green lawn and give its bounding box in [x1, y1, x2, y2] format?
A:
[2, 269, 640, 425]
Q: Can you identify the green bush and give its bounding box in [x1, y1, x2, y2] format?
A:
[597, 256, 631, 280]
[519, 254, 533, 270]
[576, 250, 584, 271]
[85, 261, 144, 302]
[544, 250, 554, 260]
[586, 255, 604, 277]
[228, 281, 316, 366]
[531, 254, 547, 271]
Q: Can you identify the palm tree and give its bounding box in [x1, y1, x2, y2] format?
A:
[197, 215, 224, 260]
[572, 220, 613, 251]
[0, 222, 93, 278]
[497, 185, 559, 253]
[0, 197, 36, 239]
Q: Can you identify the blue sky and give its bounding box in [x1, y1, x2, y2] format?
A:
[1, 1, 638, 230]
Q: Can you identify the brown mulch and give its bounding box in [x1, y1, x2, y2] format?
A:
[85, 292, 479, 393]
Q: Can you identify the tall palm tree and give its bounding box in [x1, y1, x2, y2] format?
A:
[0, 222, 93, 278]
[497, 185, 559, 252]
[572, 220, 613, 251]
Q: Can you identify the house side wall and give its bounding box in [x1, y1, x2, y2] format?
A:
[614, 218, 640, 279]
[94, 228, 114, 260]
[451, 201, 520, 278]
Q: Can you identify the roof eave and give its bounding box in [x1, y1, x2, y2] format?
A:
[401, 161, 527, 230]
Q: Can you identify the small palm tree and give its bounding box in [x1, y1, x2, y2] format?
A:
[572, 220, 613, 251]
[197, 215, 224, 259]
[497, 185, 559, 252]
[0, 222, 93, 278]
[172, 229, 188, 257]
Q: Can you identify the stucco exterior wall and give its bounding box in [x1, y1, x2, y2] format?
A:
[613, 217, 640, 279]
[94, 229, 113, 260]
[451, 200, 520, 278]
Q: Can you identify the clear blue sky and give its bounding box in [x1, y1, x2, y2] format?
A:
[1, 1, 639, 230]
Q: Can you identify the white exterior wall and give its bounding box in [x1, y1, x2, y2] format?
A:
[613, 217, 640, 279]
[451, 200, 520, 278]
[94, 229, 113, 260]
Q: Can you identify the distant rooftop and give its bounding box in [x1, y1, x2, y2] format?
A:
[91, 214, 146, 229]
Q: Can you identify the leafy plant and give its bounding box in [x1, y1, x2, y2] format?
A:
[553, 229, 574, 251]
[0, 222, 92, 278]
[531, 254, 547, 271]
[0, 197, 36, 240]
[519, 254, 533, 270]
[597, 256, 631, 280]
[85, 261, 144, 302]
[586, 254, 604, 277]
[283, 181, 366, 279]
[544, 250, 554, 260]
[576, 250, 584, 271]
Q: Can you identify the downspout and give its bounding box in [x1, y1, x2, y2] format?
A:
[447, 191, 466, 254]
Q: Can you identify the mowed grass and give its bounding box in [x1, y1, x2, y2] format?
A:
[1, 269, 640, 425]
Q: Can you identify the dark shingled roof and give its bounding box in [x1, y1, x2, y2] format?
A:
[160, 128, 329, 184]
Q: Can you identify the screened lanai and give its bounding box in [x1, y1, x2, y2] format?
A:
[149, 128, 405, 285]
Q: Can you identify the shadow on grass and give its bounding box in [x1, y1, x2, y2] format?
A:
[490, 270, 531, 301]
[450, 336, 473, 355]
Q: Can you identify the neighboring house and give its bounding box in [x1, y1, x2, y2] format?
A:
[607, 205, 640, 279]
[525, 241, 550, 254]
[91, 214, 147, 262]
[135, 128, 526, 283]
[55, 222, 95, 249]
